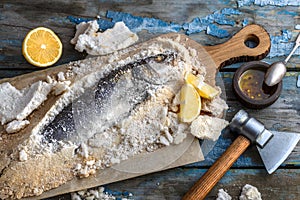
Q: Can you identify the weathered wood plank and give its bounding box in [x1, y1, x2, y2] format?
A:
[1, 0, 300, 70]
[1, 1, 300, 199]
[46, 168, 300, 200]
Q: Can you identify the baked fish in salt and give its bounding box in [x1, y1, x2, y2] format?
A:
[0, 34, 227, 199]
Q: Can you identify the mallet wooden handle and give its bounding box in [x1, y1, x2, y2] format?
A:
[182, 135, 251, 200]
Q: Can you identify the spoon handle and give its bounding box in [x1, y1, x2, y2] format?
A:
[284, 32, 300, 63]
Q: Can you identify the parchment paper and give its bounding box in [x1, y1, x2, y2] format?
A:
[26, 134, 203, 199]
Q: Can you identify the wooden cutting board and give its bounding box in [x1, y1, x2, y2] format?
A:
[0, 24, 270, 199]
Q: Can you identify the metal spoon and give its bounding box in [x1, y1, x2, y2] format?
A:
[264, 32, 300, 86]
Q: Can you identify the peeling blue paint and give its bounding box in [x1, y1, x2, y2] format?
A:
[182, 17, 210, 34]
[242, 18, 249, 27]
[68, 8, 242, 38]
[206, 24, 230, 38]
[210, 12, 236, 26]
[183, 8, 240, 35]
[67, 10, 299, 58]
[67, 16, 92, 24]
[238, 0, 300, 7]
[67, 16, 115, 30]
[221, 8, 242, 15]
[277, 10, 298, 17]
[107, 11, 182, 33]
[271, 30, 292, 43]
[103, 187, 122, 196]
[268, 29, 300, 58]
[103, 187, 134, 199]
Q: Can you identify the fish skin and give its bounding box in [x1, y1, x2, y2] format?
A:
[42, 54, 176, 144]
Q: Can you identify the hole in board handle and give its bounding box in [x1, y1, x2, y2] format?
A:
[244, 34, 260, 48]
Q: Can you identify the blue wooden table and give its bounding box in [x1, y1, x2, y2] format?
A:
[0, 0, 299, 199]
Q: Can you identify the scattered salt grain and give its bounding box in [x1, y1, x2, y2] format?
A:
[159, 135, 170, 146]
[5, 120, 30, 134]
[239, 184, 262, 200]
[80, 143, 89, 158]
[71, 186, 132, 200]
[19, 150, 28, 162]
[216, 189, 232, 200]
[57, 72, 66, 81]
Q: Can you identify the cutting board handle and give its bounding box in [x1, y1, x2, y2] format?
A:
[203, 24, 271, 68]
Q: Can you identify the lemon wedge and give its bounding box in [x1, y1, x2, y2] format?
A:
[179, 83, 201, 123]
[185, 72, 219, 100]
[22, 27, 63, 67]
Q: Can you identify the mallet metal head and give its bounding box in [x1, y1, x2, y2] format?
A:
[229, 110, 300, 174]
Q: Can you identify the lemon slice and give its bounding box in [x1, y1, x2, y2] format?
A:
[22, 27, 63, 67]
[185, 72, 219, 100]
[179, 83, 201, 123]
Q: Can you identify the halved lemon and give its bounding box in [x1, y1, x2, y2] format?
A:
[185, 72, 219, 100]
[22, 27, 62, 67]
[179, 83, 201, 123]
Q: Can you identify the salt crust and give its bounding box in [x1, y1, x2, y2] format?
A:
[0, 76, 71, 134]
[190, 115, 228, 141]
[0, 81, 52, 125]
[71, 20, 139, 55]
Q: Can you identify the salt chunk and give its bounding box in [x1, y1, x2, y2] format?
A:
[46, 75, 55, 84]
[110, 157, 120, 164]
[33, 187, 43, 195]
[53, 81, 70, 95]
[74, 163, 82, 171]
[19, 149, 28, 161]
[95, 160, 102, 168]
[190, 115, 228, 141]
[86, 159, 95, 166]
[0, 81, 52, 125]
[57, 72, 66, 81]
[79, 165, 89, 177]
[80, 143, 89, 158]
[89, 190, 100, 199]
[71, 20, 99, 45]
[202, 96, 228, 117]
[71, 193, 82, 200]
[173, 129, 187, 144]
[85, 195, 95, 200]
[5, 120, 30, 134]
[216, 189, 232, 200]
[164, 128, 174, 143]
[239, 184, 262, 200]
[98, 187, 105, 193]
[73, 20, 138, 55]
[159, 135, 170, 146]
[77, 191, 86, 196]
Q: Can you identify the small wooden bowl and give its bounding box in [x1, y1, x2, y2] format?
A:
[233, 61, 282, 109]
